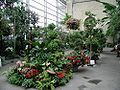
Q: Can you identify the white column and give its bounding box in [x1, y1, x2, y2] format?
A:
[0, 57, 2, 67]
[66, 0, 73, 16]
[44, 0, 47, 26]
[26, 0, 30, 10]
[56, 0, 59, 27]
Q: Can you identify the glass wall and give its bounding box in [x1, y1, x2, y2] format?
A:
[20, 0, 66, 27]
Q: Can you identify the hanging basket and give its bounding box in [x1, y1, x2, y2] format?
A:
[66, 18, 80, 30]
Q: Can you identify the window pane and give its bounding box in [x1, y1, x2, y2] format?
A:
[30, 7, 44, 16]
[33, 0, 44, 5]
[47, 0, 56, 6]
[37, 22, 44, 27]
[22, 0, 26, 3]
[47, 19, 56, 25]
[47, 9, 56, 16]
[21, 0, 66, 27]
[30, 0, 44, 10]
[47, 3, 57, 11]
[38, 17, 44, 23]
[47, 14, 56, 21]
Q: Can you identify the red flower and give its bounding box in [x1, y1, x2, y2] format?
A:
[76, 60, 81, 63]
[72, 60, 81, 65]
[25, 73, 31, 78]
[73, 56, 78, 58]
[25, 69, 39, 78]
[36, 70, 39, 73]
[85, 56, 90, 63]
[57, 72, 65, 79]
[66, 56, 78, 61]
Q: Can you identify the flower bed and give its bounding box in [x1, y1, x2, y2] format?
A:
[6, 28, 73, 90]
[7, 60, 73, 89]
[65, 50, 90, 72]
[6, 50, 90, 89]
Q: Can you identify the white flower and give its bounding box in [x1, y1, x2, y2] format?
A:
[25, 45, 29, 49]
[46, 62, 51, 66]
[39, 41, 42, 44]
[6, 47, 13, 51]
[35, 46, 39, 49]
[42, 63, 45, 65]
[44, 48, 47, 50]
[22, 61, 26, 64]
[18, 68, 22, 71]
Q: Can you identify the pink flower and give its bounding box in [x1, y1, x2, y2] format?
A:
[70, 51, 73, 54]
[16, 61, 22, 67]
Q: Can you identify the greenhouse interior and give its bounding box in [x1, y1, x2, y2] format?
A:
[0, 0, 120, 90]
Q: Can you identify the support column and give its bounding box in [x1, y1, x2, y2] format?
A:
[0, 57, 2, 67]
[56, 0, 59, 27]
[26, 0, 30, 10]
[44, 0, 47, 27]
[66, 0, 73, 16]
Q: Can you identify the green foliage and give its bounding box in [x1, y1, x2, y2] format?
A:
[7, 69, 16, 78]
[47, 30, 58, 39]
[59, 79, 67, 85]
[7, 71, 24, 86]
[8, 73, 19, 84]
[37, 80, 55, 90]
[6, 24, 73, 90]
[0, 0, 39, 57]
[84, 11, 106, 52]
[66, 31, 86, 50]
[47, 23, 56, 30]
[97, 0, 120, 43]
[85, 11, 96, 17]
[22, 79, 35, 88]
[36, 72, 55, 90]
[47, 39, 60, 51]
[0, 19, 11, 36]
[84, 11, 97, 30]
[61, 13, 72, 25]
[96, 1, 116, 12]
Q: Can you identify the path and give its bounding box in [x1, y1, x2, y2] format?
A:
[0, 48, 120, 90]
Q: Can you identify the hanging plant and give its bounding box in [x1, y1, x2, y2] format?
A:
[66, 18, 80, 30]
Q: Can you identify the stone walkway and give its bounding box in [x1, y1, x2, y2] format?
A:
[0, 48, 120, 90]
